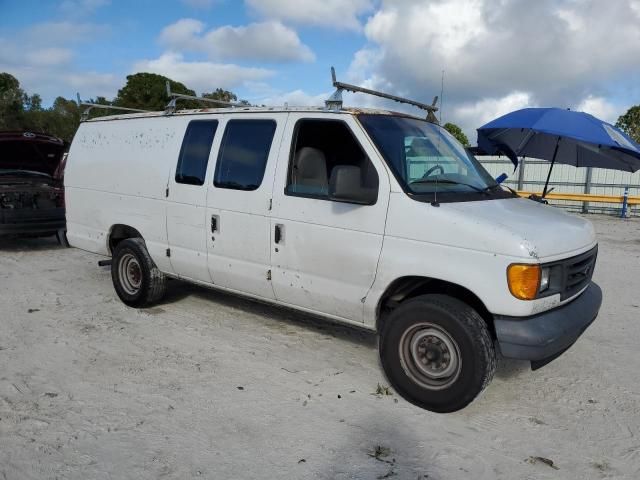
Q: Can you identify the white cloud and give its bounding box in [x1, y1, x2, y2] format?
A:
[0, 20, 116, 103]
[346, 48, 381, 84]
[159, 18, 205, 51]
[555, 7, 584, 32]
[65, 71, 120, 94]
[575, 95, 622, 124]
[132, 52, 274, 94]
[245, 0, 374, 30]
[205, 22, 315, 62]
[453, 91, 534, 139]
[347, 0, 640, 139]
[25, 21, 109, 45]
[365, 0, 486, 60]
[159, 19, 314, 62]
[0, 62, 121, 103]
[24, 48, 74, 66]
[258, 89, 330, 107]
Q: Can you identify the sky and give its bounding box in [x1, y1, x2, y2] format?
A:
[1, 0, 639, 141]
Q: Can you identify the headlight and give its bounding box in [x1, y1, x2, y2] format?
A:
[507, 264, 541, 300]
[539, 267, 550, 293]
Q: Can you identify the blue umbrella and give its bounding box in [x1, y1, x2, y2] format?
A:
[477, 107, 640, 197]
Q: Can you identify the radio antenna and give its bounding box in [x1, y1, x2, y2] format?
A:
[431, 69, 445, 207]
[439, 70, 445, 124]
[431, 175, 440, 207]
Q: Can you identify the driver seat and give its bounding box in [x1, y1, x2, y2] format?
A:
[291, 147, 329, 195]
[407, 137, 438, 157]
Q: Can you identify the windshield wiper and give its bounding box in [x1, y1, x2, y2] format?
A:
[499, 184, 519, 196]
[410, 178, 491, 195]
[484, 183, 511, 194]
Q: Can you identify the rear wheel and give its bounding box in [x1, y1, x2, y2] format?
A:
[111, 238, 167, 307]
[379, 294, 496, 413]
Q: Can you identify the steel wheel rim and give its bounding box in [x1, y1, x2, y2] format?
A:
[399, 322, 462, 391]
[118, 253, 142, 295]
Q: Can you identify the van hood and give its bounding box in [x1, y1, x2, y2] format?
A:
[446, 197, 596, 260]
[386, 194, 596, 262]
[0, 132, 67, 179]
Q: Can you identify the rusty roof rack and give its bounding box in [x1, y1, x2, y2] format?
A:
[325, 67, 440, 123]
[77, 93, 151, 122]
[164, 81, 248, 114]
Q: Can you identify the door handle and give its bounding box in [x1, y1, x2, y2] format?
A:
[211, 215, 219, 233]
[274, 224, 283, 244]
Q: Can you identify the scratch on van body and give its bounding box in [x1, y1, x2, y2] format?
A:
[522, 240, 539, 259]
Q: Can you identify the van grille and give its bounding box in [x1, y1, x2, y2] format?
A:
[557, 246, 598, 300]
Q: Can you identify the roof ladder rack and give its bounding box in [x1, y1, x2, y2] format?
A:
[76, 94, 151, 122]
[325, 67, 440, 123]
[164, 81, 247, 114]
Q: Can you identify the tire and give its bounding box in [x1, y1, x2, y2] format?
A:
[379, 294, 496, 413]
[111, 238, 167, 307]
[56, 228, 70, 247]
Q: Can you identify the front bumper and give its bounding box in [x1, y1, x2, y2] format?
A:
[494, 282, 602, 369]
[0, 207, 66, 236]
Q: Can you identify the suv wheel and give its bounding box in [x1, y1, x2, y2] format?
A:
[380, 294, 496, 413]
[56, 228, 70, 247]
[111, 238, 167, 307]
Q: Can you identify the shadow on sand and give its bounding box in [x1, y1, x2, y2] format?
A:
[150, 277, 378, 350]
[0, 235, 65, 252]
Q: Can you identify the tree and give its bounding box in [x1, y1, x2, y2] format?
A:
[49, 97, 81, 140]
[0, 71, 245, 143]
[203, 88, 238, 104]
[80, 95, 113, 119]
[24, 93, 42, 112]
[443, 122, 470, 147]
[93, 96, 111, 105]
[0, 72, 26, 130]
[616, 106, 640, 144]
[20, 97, 81, 142]
[202, 88, 250, 107]
[114, 72, 199, 111]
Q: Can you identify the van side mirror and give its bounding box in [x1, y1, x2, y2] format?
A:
[328, 165, 377, 205]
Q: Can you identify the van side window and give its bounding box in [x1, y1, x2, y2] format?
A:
[286, 119, 378, 202]
[214, 119, 277, 191]
[175, 120, 218, 185]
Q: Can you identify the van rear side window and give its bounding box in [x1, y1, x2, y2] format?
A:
[214, 119, 276, 191]
[175, 120, 218, 185]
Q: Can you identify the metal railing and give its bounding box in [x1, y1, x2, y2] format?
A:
[478, 157, 640, 217]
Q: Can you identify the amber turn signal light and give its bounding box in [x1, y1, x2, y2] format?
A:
[507, 264, 541, 300]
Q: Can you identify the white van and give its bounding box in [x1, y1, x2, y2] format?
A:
[65, 88, 601, 412]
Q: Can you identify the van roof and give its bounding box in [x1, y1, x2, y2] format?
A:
[84, 106, 425, 123]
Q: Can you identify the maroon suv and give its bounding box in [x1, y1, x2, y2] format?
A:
[0, 131, 67, 243]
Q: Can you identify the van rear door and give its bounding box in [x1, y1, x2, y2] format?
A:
[205, 114, 286, 299]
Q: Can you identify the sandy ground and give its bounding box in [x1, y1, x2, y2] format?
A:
[1, 214, 639, 480]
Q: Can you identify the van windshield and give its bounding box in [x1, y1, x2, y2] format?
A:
[358, 114, 512, 202]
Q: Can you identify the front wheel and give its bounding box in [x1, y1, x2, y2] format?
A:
[111, 238, 167, 307]
[379, 294, 496, 413]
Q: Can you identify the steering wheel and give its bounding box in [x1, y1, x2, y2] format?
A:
[422, 165, 444, 178]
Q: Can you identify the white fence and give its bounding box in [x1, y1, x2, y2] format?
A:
[479, 157, 640, 217]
